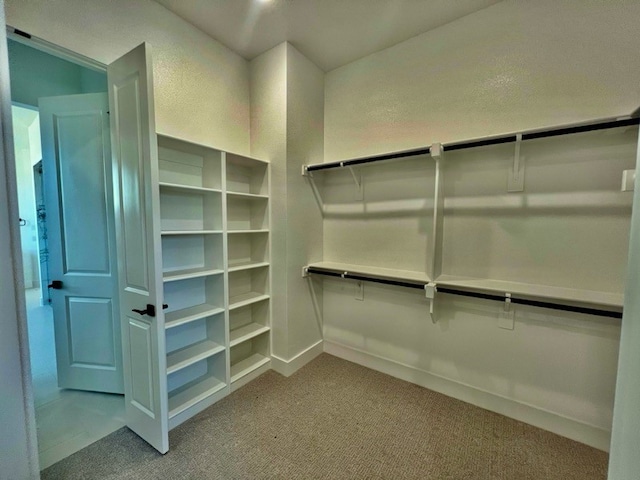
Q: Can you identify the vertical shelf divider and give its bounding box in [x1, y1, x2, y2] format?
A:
[430, 143, 445, 281]
[221, 152, 231, 387]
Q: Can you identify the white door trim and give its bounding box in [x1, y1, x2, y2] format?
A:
[0, 4, 40, 477]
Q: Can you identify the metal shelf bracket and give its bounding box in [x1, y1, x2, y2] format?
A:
[498, 293, 515, 330]
[508, 133, 525, 192]
[341, 162, 363, 199]
[425, 282, 437, 323]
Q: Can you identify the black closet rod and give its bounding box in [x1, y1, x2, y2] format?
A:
[436, 287, 622, 319]
[306, 267, 623, 319]
[306, 267, 427, 290]
[306, 147, 432, 172]
[305, 116, 640, 173]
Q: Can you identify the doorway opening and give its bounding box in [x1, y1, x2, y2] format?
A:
[8, 36, 125, 470]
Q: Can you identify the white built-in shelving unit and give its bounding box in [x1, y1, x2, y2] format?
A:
[225, 154, 272, 391]
[157, 136, 271, 428]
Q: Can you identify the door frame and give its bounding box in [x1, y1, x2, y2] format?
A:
[0, 9, 39, 477]
[1, 21, 112, 476]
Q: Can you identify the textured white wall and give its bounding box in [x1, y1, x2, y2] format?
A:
[285, 45, 324, 357]
[321, 0, 640, 450]
[251, 43, 324, 361]
[6, 0, 251, 154]
[250, 44, 288, 359]
[324, 0, 640, 161]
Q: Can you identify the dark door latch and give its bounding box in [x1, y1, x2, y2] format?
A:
[48, 280, 63, 289]
[132, 304, 156, 317]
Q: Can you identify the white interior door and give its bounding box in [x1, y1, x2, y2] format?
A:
[39, 93, 124, 395]
[108, 43, 169, 454]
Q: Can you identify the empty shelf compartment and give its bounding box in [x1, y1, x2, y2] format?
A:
[230, 333, 270, 383]
[229, 301, 270, 347]
[158, 135, 222, 190]
[228, 267, 269, 310]
[226, 196, 268, 231]
[225, 153, 268, 196]
[168, 375, 226, 419]
[164, 276, 224, 322]
[166, 312, 225, 374]
[165, 303, 225, 329]
[163, 233, 223, 273]
[167, 340, 225, 375]
[227, 231, 269, 270]
[168, 353, 226, 419]
[160, 189, 222, 232]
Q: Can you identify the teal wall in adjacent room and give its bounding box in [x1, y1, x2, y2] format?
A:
[8, 39, 106, 107]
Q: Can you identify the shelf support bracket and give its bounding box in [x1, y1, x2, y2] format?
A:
[341, 162, 363, 199]
[302, 166, 326, 215]
[508, 133, 525, 192]
[424, 282, 437, 323]
[302, 266, 310, 278]
[498, 293, 515, 330]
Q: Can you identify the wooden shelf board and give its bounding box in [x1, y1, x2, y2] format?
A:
[161, 230, 223, 236]
[230, 323, 270, 347]
[229, 292, 270, 310]
[163, 267, 224, 283]
[308, 261, 431, 284]
[226, 154, 269, 167]
[228, 261, 270, 273]
[230, 353, 270, 383]
[167, 340, 225, 375]
[159, 182, 221, 194]
[226, 191, 269, 200]
[165, 303, 225, 330]
[227, 229, 269, 234]
[435, 274, 624, 309]
[168, 376, 226, 419]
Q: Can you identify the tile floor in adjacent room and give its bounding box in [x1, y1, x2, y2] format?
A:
[25, 288, 126, 470]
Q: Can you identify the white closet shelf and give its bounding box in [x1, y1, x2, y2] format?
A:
[435, 275, 624, 310]
[161, 230, 223, 236]
[226, 191, 269, 200]
[167, 340, 225, 375]
[307, 262, 431, 284]
[159, 182, 222, 194]
[168, 376, 226, 419]
[305, 264, 623, 314]
[163, 267, 224, 282]
[230, 324, 270, 347]
[165, 304, 225, 330]
[228, 261, 270, 273]
[229, 292, 270, 310]
[230, 353, 270, 383]
[227, 229, 269, 234]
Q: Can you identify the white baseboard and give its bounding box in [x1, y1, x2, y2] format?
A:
[324, 340, 611, 452]
[271, 340, 324, 377]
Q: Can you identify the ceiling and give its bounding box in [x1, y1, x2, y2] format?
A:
[153, 0, 502, 72]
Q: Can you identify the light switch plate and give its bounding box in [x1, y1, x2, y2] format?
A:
[622, 169, 635, 192]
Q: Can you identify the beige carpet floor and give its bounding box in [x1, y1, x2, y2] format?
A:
[42, 354, 608, 479]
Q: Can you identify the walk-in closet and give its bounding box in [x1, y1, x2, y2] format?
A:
[2, 1, 640, 479]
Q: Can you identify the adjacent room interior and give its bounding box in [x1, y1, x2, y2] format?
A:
[8, 39, 126, 470]
[2, 1, 640, 479]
